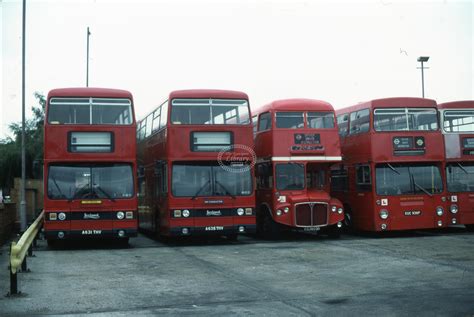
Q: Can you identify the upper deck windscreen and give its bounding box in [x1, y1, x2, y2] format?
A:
[373, 108, 438, 132]
[48, 97, 133, 125]
[275, 111, 335, 129]
[443, 110, 474, 133]
[170, 98, 250, 125]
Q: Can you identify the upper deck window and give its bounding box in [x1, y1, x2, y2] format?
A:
[337, 114, 349, 137]
[349, 109, 370, 134]
[170, 98, 250, 125]
[443, 110, 474, 133]
[276, 112, 304, 129]
[307, 112, 335, 129]
[48, 98, 133, 125]
[373, 108, 438, 132]
[258, 112, 272, 131]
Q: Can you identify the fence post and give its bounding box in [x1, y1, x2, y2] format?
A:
[20, 255, 28, 272]
[9, 244, 18, 295]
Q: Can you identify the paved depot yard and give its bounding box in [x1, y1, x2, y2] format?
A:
[0, 229, 473, 316]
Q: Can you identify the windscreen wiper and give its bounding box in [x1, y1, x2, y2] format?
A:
[94, 185, 116, 202]
[51, 176, 66, 199]
[410, 173, 433, 197]
[215, 180, 236, 199]
[457, 163, 470, 174]
[387, 163, 401, 175]
[191, 179, 211, 200]
[69, 183, 91, 202]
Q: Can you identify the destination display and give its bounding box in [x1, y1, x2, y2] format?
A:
[463, 138, 474, 155]
[393, 136, 425, 156]
[294, 133, 320, 144]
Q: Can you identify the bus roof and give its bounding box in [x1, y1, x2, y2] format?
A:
[438, 100, 474, 109]
[169, 89, 248, 100]
[336, 97, 437, 115]
[253, 98, 334, 115]
[47, 87, 133, 100]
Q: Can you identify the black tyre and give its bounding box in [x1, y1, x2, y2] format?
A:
[326, 224, 341, 239]
[262, 212, 281, 240]
[118, 237, 130, 246]
[226, 234, 238, 241]
[466, 224, 474, 232]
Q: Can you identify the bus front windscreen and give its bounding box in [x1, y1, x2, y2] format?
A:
[446, 163, 474, 192]
[373, 108, 438, 131]
[276, 163, 305, 190]
[443, 110, 474, 133]
[48, 164, 134, 200]
[48, 98, 133, 125]
[172, 164, 252, 197]
[376, 163, 443, 195]
[170, 99, 250, 125]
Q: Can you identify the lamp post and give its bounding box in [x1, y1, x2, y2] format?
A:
[86, 27, 91, 87]
[417, 56, 429, 98]
[20, 0, 27, 232]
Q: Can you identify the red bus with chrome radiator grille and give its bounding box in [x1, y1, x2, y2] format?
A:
[253, 99, 344, 239]
[137, 89, 256, 239]
[43, 88, 138, 244]
[332, 97, 448, 232]
[439, 100, 474, 231]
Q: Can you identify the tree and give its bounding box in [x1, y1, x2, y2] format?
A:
[0, 92, 45, 189]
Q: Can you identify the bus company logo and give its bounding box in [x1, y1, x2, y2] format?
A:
[217, 144, 256, 173]
[393, 138, 400, 145]
[416, 138, 424, 146]
[206, 210, 222, 216]
[83, 213, 100, 220]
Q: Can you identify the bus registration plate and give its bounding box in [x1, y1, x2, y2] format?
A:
[205, 226, 224, 231]
[303, 227, 320, 232]
[81, 230, 102, 235]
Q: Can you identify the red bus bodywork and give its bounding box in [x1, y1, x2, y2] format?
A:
[137, 89, 256, 238]
[43, 88, 138, 241]
[333, 97, 448, 232]
[253, 99, 344, 238]
[439, 100, 474, 230]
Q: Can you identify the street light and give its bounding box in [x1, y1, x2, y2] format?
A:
[417, 56, 430, 98]
[86, 27, 91, 87]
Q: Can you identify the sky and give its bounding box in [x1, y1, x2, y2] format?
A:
[1, 0, 473, 139]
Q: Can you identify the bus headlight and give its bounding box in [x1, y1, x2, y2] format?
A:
[283, 207, 289, 214]
[125, 211, 133, 219]
[237, 208, 244, 216]
[276, 209, 282, 216]
[331, 206, 337, 213]
[379, 209, 389, 220]
[58, 212, 66, 221]
[245, 208, 253, 215]
[436, 206, 444, 216]
[117, 211, 125, 220]
[450, 205, 458, 214]
[182, 209, 190, 218]
[337, 207, 343, 214]
[49, 213, 57, 221]
[174, 210, 182, 218]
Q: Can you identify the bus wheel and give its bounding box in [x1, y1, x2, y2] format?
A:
[466, 224, 474, 232]
[344, 210, 353, 230]
[262, 212, 281, 240]
[118, 237, 129, 246]
[47, 239, 56, 247]
[226, 234, 238, 241]
[326, 224, 341, 239]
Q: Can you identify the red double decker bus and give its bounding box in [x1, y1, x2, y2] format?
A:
[333, 97, 448, 232]
[439, 100, 474, 231]
[43, 88, 138, 244]
[137, 89, 255, 239]
[253, 99, 345, 239]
